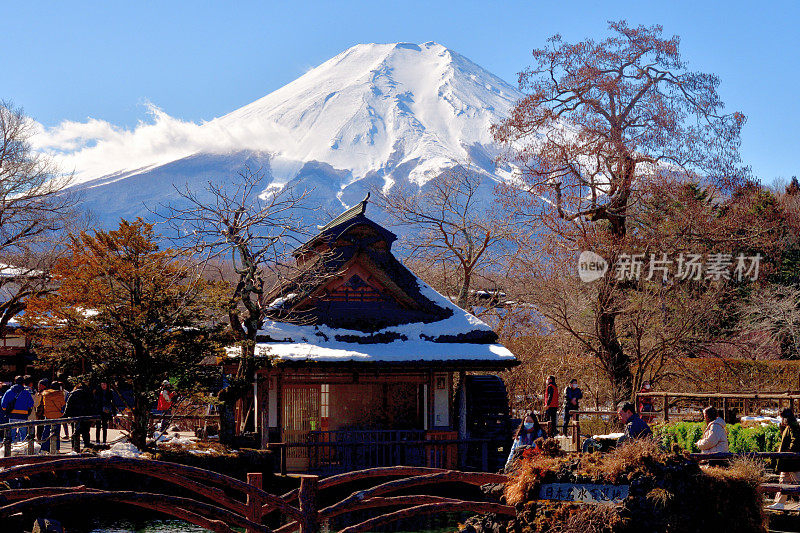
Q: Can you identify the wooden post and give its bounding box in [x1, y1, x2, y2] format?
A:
[663, 394, 669, 422]
[457, 371, 467, 469]
[260, 375, 270, 450]
[722, 397, 729, 421]
[275, 374, 282, 445]
[72, 422, 80, 452]
[3, 438, 10, 458]
[297, 474, 319, 533]
[49, 426, 58, 455]
[245, 472, 264, 533]
[27, 426, 34, 455]
[267, 442, 287, 476]
[571, 419, 580, 451]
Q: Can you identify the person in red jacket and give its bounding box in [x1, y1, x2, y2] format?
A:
[638, 381, 655, 423]
[543, 375, 559, 437]
[155, 380, 177, 434]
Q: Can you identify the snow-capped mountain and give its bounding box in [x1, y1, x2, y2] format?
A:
[67, 41, 523, 228]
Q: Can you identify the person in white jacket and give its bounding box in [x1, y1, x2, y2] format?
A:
[696, 406, 729, 462]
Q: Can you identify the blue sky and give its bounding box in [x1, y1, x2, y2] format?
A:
[3, 1, 798, 183]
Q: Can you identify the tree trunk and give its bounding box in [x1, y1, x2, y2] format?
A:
[218, 394, 237, 446]
[456, 271, 471, 309]
[597, 300, 632, 405]
[130, 395, 150, 451]
[597, 169, 633, 405]
[218, 339, 257, 447]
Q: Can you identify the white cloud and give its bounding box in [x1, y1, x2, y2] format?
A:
[31, 104, 203, 183]
[29, 103, 278, 184]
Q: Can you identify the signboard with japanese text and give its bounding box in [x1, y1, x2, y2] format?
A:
[538, 483, 628, 505]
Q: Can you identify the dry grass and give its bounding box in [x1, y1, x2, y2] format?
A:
[700, 457, 768, 533]
[645, 487, 675, 510]
[504, 453, 567, 506]
[156, 439, 231, 456]
[544, 504, 620, 533]
[599, 438, 668, 483]
[704, 456, 766, 487]
[501, 439, 768, 533]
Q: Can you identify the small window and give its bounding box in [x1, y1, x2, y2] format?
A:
[321, 384, 329, 418]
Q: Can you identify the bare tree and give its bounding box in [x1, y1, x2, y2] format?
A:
[377, 165, 519, 310]
[160, 168, 312, 442]
[0, 101, 77, 329]
[740, 284, 800, 359]
[493, 21, 748, 402]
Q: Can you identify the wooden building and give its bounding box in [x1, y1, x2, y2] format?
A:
[0, 263, 42, 383]
[239, 196, 518, 471]
[0, 320, 33, 383]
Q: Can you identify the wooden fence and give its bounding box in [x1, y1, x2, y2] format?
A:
[635, 391, 800, 422]
[0, 416, 100, 456]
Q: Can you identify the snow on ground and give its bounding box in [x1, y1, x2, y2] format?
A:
[153, 431, 198, 447]
[740, 415, 781, 427]
[592, 432, 625, 440]
[0, 440, 41, 457]
[98, 441, 142, 458]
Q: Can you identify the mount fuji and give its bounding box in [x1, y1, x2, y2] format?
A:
[64, 42, 523, 228]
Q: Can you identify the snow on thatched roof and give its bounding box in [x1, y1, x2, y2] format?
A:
[249, 279, 515, 365]
[234, 199, 517, 368]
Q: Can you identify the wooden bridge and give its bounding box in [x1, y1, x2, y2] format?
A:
[0, 455, 513, 533]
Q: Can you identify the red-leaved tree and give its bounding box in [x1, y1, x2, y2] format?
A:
[493, 21, 749, 402]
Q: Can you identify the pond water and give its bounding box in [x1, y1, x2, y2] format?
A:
[84, 520, 210, 533]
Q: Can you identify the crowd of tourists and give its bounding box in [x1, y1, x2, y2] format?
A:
[0, 375, 177, 452]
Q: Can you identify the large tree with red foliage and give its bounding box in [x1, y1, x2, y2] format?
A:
[24, 220, 222, 449]
[493, 21, 752, 402]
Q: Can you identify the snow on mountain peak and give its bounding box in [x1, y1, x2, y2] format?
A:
[210, 41, 522, 186]
[33, 42, 523, 226]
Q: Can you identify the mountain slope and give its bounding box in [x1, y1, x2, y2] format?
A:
[70, 41, 523, 228]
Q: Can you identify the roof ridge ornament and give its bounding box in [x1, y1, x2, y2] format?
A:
[316, 192, 370, 231]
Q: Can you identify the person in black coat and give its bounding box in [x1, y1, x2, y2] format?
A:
[64, 382, 95, 449]
[562, 378, 583, 435]
[94, 381, 116, 444]
[769, 408, 800, 509]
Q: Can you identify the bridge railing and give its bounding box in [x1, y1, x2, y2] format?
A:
[0, 416, 100, 456]
[0, 456, 511, 533]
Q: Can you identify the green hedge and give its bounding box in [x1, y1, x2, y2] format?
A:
[657, 421, 781, 453]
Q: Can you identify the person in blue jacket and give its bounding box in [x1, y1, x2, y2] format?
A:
[1, 376, 34, 443]
[0, 382, 9, 442]
[616, 402, 652, 445]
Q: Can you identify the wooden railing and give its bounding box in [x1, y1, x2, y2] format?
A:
[0, 416, 100, 456]
[636, 391, 800, 422]
[281, 431, 492, 474]
[0, 455, 293, 533]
